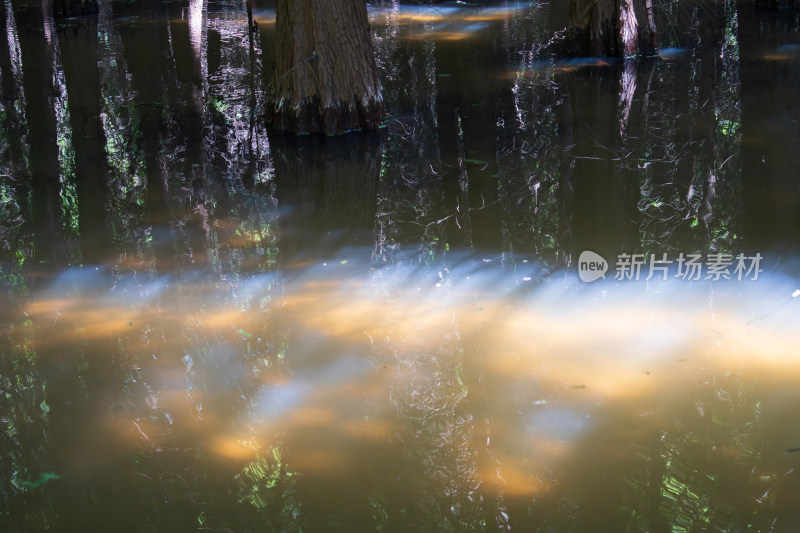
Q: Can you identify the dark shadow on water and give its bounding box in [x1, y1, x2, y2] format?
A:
[270, 130, 384, 265]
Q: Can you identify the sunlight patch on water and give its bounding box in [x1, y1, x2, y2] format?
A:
[368, 2, 529, 41]
[762, 43, 800, 61]
[368, 2, 530, 26]
[500, 58, 616, 80]
[15, 251, 800, 489]
[210, 436, 262, 460]
[251, 8, 276, 25]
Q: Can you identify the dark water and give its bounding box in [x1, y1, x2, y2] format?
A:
[2, 0, 800, 531]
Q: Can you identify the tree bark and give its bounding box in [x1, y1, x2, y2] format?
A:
[566, 0, 657, 57]
[266, 0, 384, 135]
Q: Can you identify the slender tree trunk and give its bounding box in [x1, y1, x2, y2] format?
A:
[566, 0, 657, 57]
[247, 0, 255, 31]
[266, 0, 384, 134]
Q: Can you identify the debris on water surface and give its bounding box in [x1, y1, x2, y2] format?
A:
[15, 472, 60, 489]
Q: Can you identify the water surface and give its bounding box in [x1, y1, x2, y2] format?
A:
[1, 0, 800, 531]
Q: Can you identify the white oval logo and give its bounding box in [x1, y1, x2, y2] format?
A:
[578, 251, 608, 283]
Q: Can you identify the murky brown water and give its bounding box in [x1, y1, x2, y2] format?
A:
[2, 0, 800, 531]
[6, 251, 800, 531]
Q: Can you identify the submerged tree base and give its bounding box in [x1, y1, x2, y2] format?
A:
[266, 95, 385, 136]
[565, 0, 657, 57]
[565, 22, 618, 57]
[266, 0, 385, 135]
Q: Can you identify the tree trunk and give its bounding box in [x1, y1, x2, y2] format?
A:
[266, 0, 384, 135]
[566, 0, 657, 57]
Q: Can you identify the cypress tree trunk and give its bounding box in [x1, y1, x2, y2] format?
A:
[266, 0, 384, 135]
[566, 0, 618, 56]
[566, 0, 657, 57]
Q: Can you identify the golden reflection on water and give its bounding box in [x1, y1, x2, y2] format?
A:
[251, 10, 276, 26]
[367, 3, 530, 42]
[761, 53, 794, 61]
[248, 3, 527, 31]
[20, 258, 800, 508]
[401, 31, 476, 42]
[499, 59, 615, 80]
[210, 436, 262, 460]
[368, 5, 526, 25]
